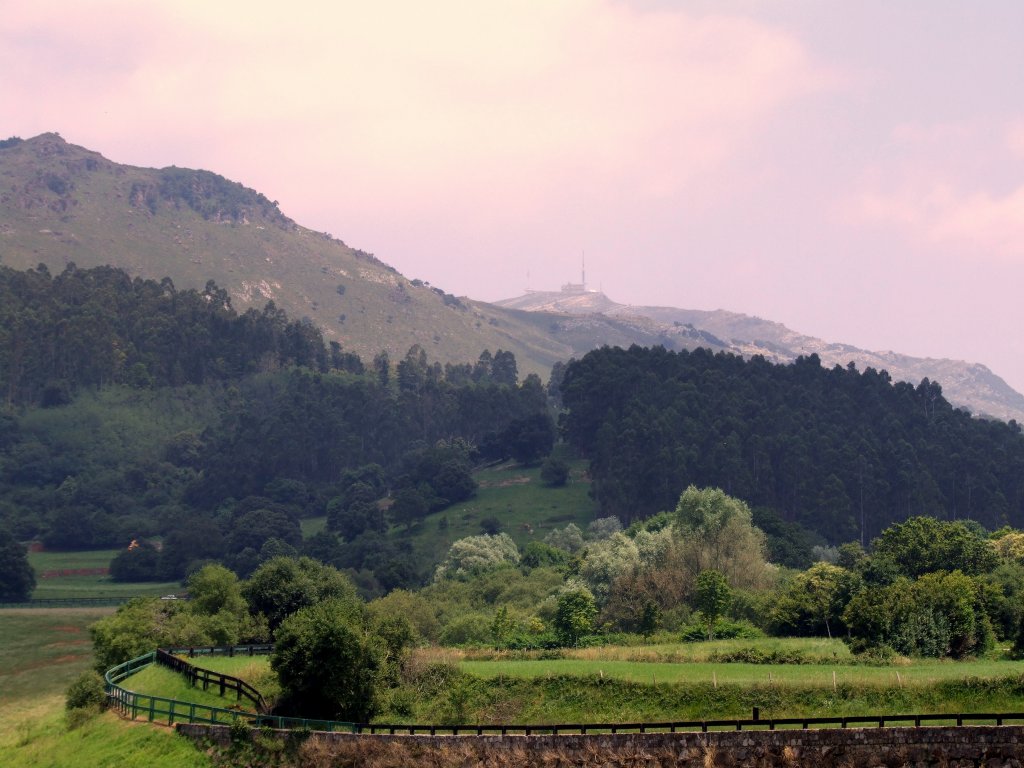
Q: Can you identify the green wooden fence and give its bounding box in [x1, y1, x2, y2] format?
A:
[104, 649, 358, 732]
[106, 646, 1024, 737]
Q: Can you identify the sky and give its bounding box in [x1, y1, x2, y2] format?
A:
[3, 1, 1024, 389]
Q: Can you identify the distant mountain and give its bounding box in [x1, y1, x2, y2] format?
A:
[497, 290, 1024, 424]
[4, 133, 1021, 423]
[0, 133, 574, 375]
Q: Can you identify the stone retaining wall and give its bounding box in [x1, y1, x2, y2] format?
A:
[178, 723, 1024, 766]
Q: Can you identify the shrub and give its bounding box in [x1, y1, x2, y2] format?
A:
[679, 619, 764, 642]
[66, 670, 106, 711]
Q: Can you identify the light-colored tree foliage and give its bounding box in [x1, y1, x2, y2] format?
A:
[544, 523, 585, 553]
[434, 533, 520, 580]
[579, 532, 639, 604]
[587, 516, 623, 540]
[673, 485, 774, 591]
[992, 531, 1024, 564]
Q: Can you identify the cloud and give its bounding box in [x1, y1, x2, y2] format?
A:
[854, 119, 1024, 262]
[1, 1, 827, 222]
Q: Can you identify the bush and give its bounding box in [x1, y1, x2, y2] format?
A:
[540, 457, 570, 487]
[66, 670, 106, 711]
[707, 647, 811, 665]
[679, 619, 764, 642]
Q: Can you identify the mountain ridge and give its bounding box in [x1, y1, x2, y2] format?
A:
[3, 132, 1022, 423]
[496, 290, 1024, 423]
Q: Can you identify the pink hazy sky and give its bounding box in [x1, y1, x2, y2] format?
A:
[3, 1, 1024, 390]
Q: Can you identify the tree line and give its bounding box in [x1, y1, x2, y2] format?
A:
[559, 345, 1024, 543]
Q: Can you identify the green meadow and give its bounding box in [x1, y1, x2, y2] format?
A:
[27, 549, 182, 601]
[1, 607, 210, 768]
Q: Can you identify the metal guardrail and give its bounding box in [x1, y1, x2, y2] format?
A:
[105, 645, 1024, 737]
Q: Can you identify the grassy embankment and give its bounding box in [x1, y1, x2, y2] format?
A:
[193, 639, 1024, 724]
[301, 458, 599, 563]
[0, 607, 211, 768]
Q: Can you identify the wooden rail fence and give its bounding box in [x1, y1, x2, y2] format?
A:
[154, 649, 267, 713]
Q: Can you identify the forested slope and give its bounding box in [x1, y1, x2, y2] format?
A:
[0, 265, 554, 591]
[561, 346, 1024, 542]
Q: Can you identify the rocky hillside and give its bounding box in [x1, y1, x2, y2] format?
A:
[0, 133, 572, 374]
[497, 290, 1024, 423]
[4, 133, 1022, 422]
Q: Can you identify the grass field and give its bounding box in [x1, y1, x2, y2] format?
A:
[399, 459, 598, 568]
[460, 657, 1024, 688]
[0, 606, 211, 768]
[299, 459, 597, 573]
[123, 665, 259, 712]
[26, 549, 182, 600]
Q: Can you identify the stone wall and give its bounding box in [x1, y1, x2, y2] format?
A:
[178, 723, 1024, 767]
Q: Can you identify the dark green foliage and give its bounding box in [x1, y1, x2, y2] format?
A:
[554, 586, 598, 646]
[694, 570, 731, 640]
[109, 541, 162, 582]
[770, 563, 862, 638]
[0, 261, 568, 588]
[223, 498, 302, 559]
[0, 526, 35, 600]
[301, 530, 345, 566]
[155, 167, 289, 224]
[390, 488, 429, 531]
[242, 556, 357, 633]
[752, 507, 821, 569]
[271, 598, 384, 721]
[479, 515, 502, 535]
[561, 345, 1024, 539]
[505, 413, 557, 466]
[520, 540, 570, 569]
[540, 455, 570, 487]
[678, 619, 764, 642]
[843, 570, 994, 658]
[871, 516, 998, 578]
[0, 265, 334, 407]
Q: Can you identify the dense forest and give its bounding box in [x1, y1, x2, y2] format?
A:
[7, 264, 1024, 598]
[560, 345, 1024, 542]
[0, 264, 554, 590]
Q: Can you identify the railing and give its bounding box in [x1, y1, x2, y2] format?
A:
[355, 712, 1024, 735]
[155, 649, 267, 712]
[106, 647, 1024, 737]
[105, 648, 357, 733]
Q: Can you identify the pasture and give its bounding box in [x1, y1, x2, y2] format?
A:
[1, 606, 210, 768]
[27, 549, 181, 600]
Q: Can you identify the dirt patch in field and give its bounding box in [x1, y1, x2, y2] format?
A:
[51, 654, 88, 665]
[46, 639, 89, 649]
[52, 625, 84, 634]
[40, 567, 109, 578]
